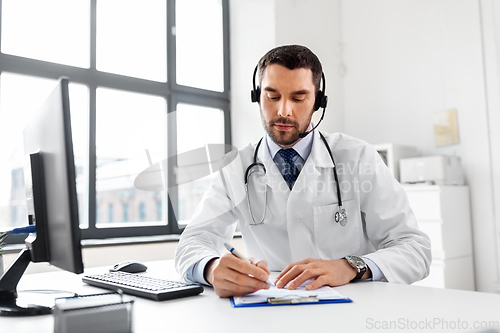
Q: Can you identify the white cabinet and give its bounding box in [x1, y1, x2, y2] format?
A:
[402, 185, 475, 290]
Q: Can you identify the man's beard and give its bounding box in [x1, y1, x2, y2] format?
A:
[261, 111, 313, 147]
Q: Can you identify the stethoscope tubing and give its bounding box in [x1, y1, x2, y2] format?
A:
[318, 132, 343, 208]
[244, 132, 347, 226]
[244, 138, 267, 225]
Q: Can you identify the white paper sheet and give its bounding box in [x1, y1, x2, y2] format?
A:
[232, 281, 349, 306]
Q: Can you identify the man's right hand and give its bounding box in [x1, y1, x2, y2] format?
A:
[204, 253, 271, 297]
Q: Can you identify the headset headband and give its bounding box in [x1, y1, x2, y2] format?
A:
[250, 65, 328, 111]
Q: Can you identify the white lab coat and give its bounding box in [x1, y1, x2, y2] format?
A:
[175, 132, 431, 284]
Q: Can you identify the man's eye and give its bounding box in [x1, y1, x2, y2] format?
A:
[293, 98, 305, 102]
[268, 95, 280, 101]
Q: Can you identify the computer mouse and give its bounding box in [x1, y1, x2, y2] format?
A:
[110, 260, 148, 273]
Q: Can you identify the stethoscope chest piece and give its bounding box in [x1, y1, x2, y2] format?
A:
[335, 206, 348, 227]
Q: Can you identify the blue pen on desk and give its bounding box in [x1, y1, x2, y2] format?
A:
[223, 242, 274, 286]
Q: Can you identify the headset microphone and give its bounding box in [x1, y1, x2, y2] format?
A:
[299, 71, 328, 138]
[299, 104, 326, 138]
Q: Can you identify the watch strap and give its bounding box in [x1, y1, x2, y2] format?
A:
[344, 256, 367, 282]
[353, 267, 366, 281]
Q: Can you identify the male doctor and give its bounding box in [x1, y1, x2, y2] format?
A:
[175, 45, 431, 297]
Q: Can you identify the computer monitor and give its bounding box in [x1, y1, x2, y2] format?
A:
[0, 78, 84, 316]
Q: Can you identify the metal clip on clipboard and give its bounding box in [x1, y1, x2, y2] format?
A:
[267, 296, 319, 305]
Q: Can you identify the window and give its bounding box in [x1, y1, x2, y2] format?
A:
[156, 201, 162, 221]
[108, 204, 114, 223]
[123, 203, 129, 223]
[0, 0, 230, 244]
[176, 0, 224, 91]
[96, 0, 167, 82]
[176, 103, 225, 225]
[95, 88, 167, 227]
[1, 0, 90, 67]
[139, 202, 146, 222]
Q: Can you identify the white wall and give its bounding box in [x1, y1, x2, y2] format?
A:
[482, 0, 500, 292]
[229, 0, 342, 149]
[341, 0, 499, 293]
[274, 0, 343, 135]
[230, 0, 500, 293]
[229, 0, 276, 149]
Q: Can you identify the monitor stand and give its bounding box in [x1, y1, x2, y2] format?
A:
[0, 248, 52, 316]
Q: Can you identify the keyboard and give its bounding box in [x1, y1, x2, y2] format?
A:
[82, 271, 204, 301]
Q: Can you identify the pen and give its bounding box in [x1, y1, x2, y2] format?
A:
[223, 242, 274, 286]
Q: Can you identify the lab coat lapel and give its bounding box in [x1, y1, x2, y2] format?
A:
[286, 132, 336, 261]
[291, 131, 334, 194]
[257, 137, 291, 198]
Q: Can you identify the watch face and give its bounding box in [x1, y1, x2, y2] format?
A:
[345, 256, 366, 281]
[347, 256, 365, 269]
[352, 257, 364, 268]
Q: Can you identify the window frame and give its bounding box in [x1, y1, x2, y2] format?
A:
[0, 0, 231, 243]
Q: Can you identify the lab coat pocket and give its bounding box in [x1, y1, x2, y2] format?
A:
[313, 200, 362, 259]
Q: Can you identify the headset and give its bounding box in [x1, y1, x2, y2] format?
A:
[246, 64, 347, 227]
[251, 65, 328, 138]
[250, 64, 328, 111]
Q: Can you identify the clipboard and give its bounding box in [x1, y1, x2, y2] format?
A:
[230, 285, 352, 308]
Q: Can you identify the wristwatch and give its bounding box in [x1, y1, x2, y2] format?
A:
[344, 255, 367, 282]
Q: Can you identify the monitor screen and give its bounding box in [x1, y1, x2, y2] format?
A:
[23, 78, 83, 274]
[0, 78, 84, 316]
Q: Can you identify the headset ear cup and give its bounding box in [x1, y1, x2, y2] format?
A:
[251, 65, 261, 104]
[251, 87, 261, 103]
[314, 90, 324, 111]
[321, 94, 328, 109]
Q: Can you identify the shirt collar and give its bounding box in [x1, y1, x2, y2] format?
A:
[266, 124, 315, 161]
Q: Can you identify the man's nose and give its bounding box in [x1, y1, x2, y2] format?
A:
[277, 99, 292, 117]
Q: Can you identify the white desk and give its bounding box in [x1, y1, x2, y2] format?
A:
[2, 260, 500, 333]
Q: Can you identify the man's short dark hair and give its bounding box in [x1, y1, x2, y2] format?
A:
[257, 45, 323, 93]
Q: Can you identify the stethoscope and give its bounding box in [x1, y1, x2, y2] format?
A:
[244, 131, 347, 227]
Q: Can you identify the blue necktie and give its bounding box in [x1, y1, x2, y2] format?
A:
[278, 148, 299, 189]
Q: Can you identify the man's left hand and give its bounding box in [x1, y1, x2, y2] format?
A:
[274, 258, 372, 290]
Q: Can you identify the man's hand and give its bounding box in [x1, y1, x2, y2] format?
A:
[274, 258, 372, 290]
[204, 253, 271, 298]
